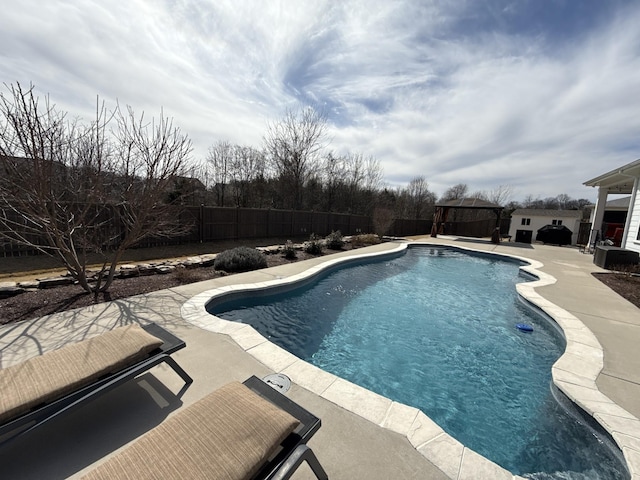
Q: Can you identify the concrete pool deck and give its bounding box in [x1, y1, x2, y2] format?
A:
[0, 236, 638, 479]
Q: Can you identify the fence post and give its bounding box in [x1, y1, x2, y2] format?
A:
[199, 204, 204, 243]
[266, 209, 270, 239]
[235, 207, 239, 240]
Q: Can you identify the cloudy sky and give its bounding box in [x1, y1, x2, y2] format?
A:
[2, 0, 639, 202]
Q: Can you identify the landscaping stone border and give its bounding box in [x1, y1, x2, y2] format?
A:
[0, 236, 372, 300]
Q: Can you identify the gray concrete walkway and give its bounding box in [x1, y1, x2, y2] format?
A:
[0, 237, 638, 479]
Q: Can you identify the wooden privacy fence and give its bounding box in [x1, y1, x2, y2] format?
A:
[0, 205, 434, 257]
[194, 207, 368, 241]
[188, 206, 431, 242]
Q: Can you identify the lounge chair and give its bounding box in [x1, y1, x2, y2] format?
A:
[81, 375, 328, 480]
[0, 323, 192, 445]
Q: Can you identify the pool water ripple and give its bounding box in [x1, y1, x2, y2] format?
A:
[209, 247, 627, 479]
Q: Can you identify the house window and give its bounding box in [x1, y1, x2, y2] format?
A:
[521, 218, 531, 226]
[552, 219, 563, 226]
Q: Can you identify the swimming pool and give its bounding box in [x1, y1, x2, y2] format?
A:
[207, 246, 627, 479]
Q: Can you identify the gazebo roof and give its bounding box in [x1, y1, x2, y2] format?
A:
[435, 198, 502, 209]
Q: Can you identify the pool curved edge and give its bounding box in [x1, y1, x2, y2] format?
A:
[180, 241, 639, 480]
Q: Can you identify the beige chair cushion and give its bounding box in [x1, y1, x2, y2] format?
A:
[82, 382, 300, 480]
[0, 324, 163, 424]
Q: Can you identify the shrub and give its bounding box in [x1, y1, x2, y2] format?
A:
[173, 266, 200, 283]
[372, 207, 395, 238]
[282, 240, 297, 260]
[351, 233, 382, 248]
[325, 230, 345, 250]
[304, 233, 323, 255]
[213, 246, 267, 273]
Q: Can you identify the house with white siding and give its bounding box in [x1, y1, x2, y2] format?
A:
[508, 209, 583, 245]
[584, 159, 640, 254]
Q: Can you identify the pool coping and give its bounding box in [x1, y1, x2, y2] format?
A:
[181, 241, 640, 479]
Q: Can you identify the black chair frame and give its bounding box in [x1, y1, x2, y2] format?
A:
[244, 376, 328, 480]
[0, 323, 193, 446]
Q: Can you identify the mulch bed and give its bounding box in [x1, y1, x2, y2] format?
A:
[0, 250, 321, 325]
[2, 246, 638, 325]
[592, 272, 640, 309]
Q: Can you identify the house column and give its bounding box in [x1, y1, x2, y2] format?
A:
[588, 187, 609, 247]
[621, 176, 639, 248]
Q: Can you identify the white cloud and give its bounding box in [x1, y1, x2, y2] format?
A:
[1, 0, 639, 201]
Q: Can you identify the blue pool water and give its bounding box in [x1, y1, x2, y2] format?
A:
[208, 247, 627, 479]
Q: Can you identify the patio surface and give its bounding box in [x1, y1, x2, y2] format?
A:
[0, 236, 638, 479]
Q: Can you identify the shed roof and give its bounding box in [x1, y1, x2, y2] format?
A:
[511, 209, 582, 218]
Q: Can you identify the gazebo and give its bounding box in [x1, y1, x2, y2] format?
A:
[431, 198, 504, 242]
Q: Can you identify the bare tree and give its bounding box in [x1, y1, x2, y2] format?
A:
[0, 83, 192, 294]
[521, 194, 538, 209]
[471, 190, 491, 203]
[229, 145, 265, 207]
[406, 176, 436, 219]
[487, 184, 513, 206]
[515, 193, 591, 212]
[263, 106, 328, 210]
[322, 152, 347, 212]
[343, 152, 366, 212]
[206, 140, 233, 206]
[363, 155, 383, 192]
[542, 197, 560, 209]
[555, 193, 570, 210]
[340, 153, 383, 215]
[440, 183, 469, 202]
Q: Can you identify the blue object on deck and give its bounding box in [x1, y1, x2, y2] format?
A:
[516, 323, 534, 332]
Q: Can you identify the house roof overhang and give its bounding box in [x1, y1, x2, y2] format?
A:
[583, 159, 640, 194]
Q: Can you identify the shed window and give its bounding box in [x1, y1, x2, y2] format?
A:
[521, 218, 531, 226]
[552, 219, 563, 226]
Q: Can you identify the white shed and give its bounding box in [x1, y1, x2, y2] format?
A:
[508, 209, 583, 245]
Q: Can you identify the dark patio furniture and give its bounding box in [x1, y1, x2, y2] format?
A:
[81, 375, 328, 480]
[536, 224, 573, 245]
[243, 375, 327, 480]
[594, 245, 640, 269]
[0, 323, 192, 446]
